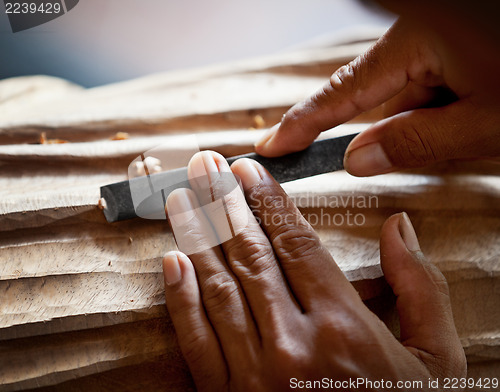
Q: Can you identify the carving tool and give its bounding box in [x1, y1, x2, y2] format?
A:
[100, 133, 358, 222]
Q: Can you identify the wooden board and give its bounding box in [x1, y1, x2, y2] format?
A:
[1, 36, 499, 390]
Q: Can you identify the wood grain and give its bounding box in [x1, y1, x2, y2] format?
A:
[1, 36, 499, 390]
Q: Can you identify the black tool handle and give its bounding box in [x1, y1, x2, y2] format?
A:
[100, 133, 358, 222]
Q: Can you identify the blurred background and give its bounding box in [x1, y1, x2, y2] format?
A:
[0, 0, 395, 87]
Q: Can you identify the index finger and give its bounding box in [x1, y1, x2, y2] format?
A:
[254, 18, 422, 157]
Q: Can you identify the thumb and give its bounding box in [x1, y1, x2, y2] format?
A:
[344, 99, 500, 176]
[380, 213, 466, 379]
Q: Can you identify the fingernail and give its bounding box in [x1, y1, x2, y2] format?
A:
[344, 143, 393, 176]
[201, 150, 220, 174]
[233, 158, 263, 189]
[204, 151, 231, 173]
[166, 189, 197, 226]
[163, 251, 183, 285]
[399, 212, 421, 252]
[190, 151, 230, 181]
[254, 123, 279, 150]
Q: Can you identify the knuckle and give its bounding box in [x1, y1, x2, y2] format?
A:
[328, 60, 366, 113]
[225, 234, 274, 275]
[272, 224, 322, 262]
[200, 272, 239, 312]
[386, 121, 439, 167]
[331, 63, 357, 94]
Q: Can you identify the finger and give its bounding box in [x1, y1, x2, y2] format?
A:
[166, 189, 260, 365]
[163, 251, 228, 391]
[379, 213, 466, 378]
[255, 19, 426, 157]
[344, 98, 500, 176]
[187, 151, 301, 339]
[167, 187, 219, 256]
[230, 158, 363, 313]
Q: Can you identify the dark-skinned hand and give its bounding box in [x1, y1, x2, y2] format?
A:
[254, 10, 500, 176]
[162, 151, 466, 391]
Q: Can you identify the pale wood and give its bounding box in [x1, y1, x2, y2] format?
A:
[0, 41, 381, 145]
[0, 36, 499, 390]
[0, 125, 368, 230]
[0, 267, 497, 390]
[1, 162, 498, 388]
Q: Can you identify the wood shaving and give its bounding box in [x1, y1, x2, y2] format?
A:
[110, 132, 130, 140]
[251, 114, 266, 129]
[39, 132, 69, 144]
[131, 157, 163, 177]
[97, 198, 107, 210]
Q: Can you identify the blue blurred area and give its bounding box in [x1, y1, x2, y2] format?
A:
[0, 0, 394, 87]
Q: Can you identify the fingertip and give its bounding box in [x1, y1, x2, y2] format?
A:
[343, 126, 396, 177]
[163, 251, 189, 286]
[188, 150, 228, 182]
[380, 213, 406, 257]
[230, 158, 263, 190]
[381, 212, 423, 259]
[380, 213, 436, 302]
[163, 250, 190, 263]
[165, 188, 199, 225]
[187, 151, 206, 179]
[254, 120, 309, 157]
[254, 123, 279, 153]
[198, 150, 229, 173]
[344, 142, 394, 177]
[380, 213, 420, 282]
[398, 212, 421, 253]
[380, 212, 403, 236]
[166, 187, 196, 206]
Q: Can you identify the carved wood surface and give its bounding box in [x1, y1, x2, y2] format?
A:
[0, 36, 499, 391]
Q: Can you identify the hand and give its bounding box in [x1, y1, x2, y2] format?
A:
[162, 151, 466, 391]
[254, 13, 500, 176]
